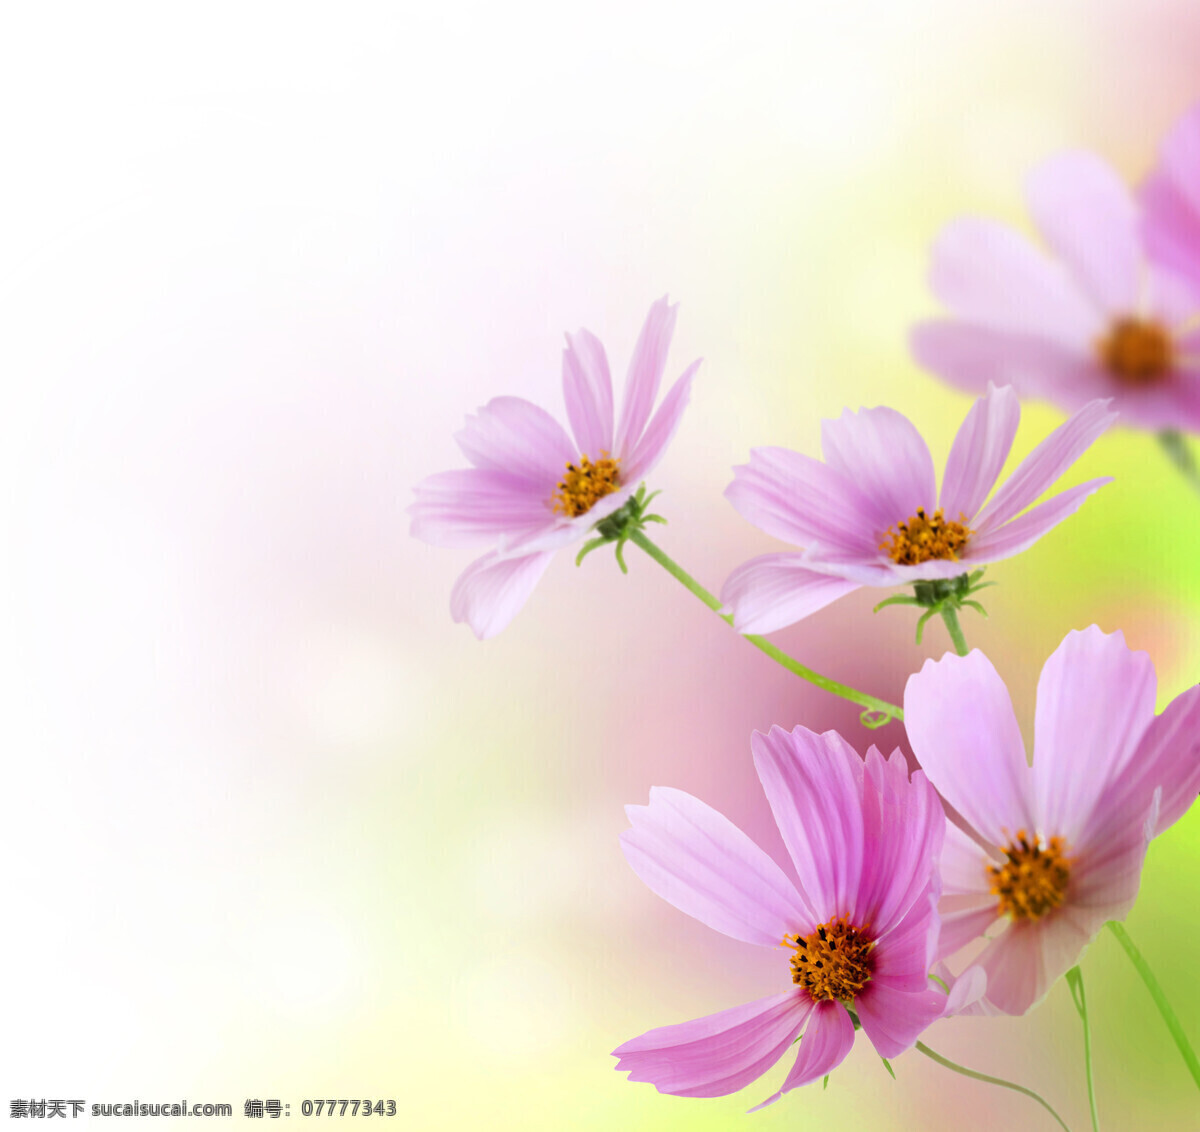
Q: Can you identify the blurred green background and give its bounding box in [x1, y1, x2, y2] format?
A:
[2, 1, 1199, 1128]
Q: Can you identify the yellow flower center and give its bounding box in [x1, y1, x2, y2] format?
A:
[880, 508, 973, 566]
[1097, 318, 1174, 385]
[550, 453, 620, 517]
[783, 917, 875, 1002]
[987, 831, 1071, 922]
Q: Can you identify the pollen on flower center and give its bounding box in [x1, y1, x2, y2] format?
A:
[783, 917, 875, 1002]
[987, 831, 1071, 921]
[551, 453, 621, 517]
[1097, 318, 1174, 385]
[880, 508, 973, 566]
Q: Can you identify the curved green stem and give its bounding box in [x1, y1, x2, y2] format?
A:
[1065, 967, 1100, 1131]
[1106, 921, 1200, 1092]
[1158, 430, 1200, 498]
[914, 1042, 1071, 1131]
[627, 529, 903, 726]
[940, 606, 970, 657]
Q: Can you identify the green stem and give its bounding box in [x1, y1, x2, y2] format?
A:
[1158, 430, 1200, 497]
[1106, 921, 1200, 1092]
[627, 529, 903, 725]
[1066, 967, 1100, 1132]
[940, 606, 970, 657]
[914, 1042, 1072, 1131]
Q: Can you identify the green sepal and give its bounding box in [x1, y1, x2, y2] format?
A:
[614, 539, 629, 575]
[881, 1057, 896, 1080]
[575, 537, 609, 567]
[873, 594, 922, 613]
[822, 1074, 830, 1091]
[578, 483, 669, 573]
[876, 568, 998, 647]
[914, 607, 937, 645]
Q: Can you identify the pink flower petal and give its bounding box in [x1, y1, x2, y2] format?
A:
[621, 786, 813, 946]
[820, 407, 937, 535]
[613, 992, 811, 1099]
[409, 468, 553, 548]
[903, 651, 1036, 848]
[940, 822, 995, 896]
[870, 887, 941, 993]
[455, 396, 577, 485]
[855, 750, 945, 936]
[1097, 684, 1200, 839]
[1142, 102, 1200, 292]
[855, 980, 947, 1059]
[937, 895, 1001, 958]
[724, 446, 883, 557]
[966, 478, 1111, 563]
[941, 964, 991, 1016]
[751, 726, 864, 924]
[971, 398, 1116, 533]
[622, 359, 700, 483]
[911, 321, 1109, 409]
[751, 1002, 855, 1108]
[939, 384, 1021, 523]
[976, 912, 1095, 1016]
[1032, 627, 1157, 843]
[561, 327, 614, 458]
[1150, 262, 1200, 329]
[1067, 803, 1155, 925]
[719, 553, 861, 634]
[1143, 172, 1200, 294]
[1026, 151, 1140, 317]
[614, 296, 678, 457]
[927, 217, 1101, 347]
[934, 823, 1003, 956]
[448, 550, 556, 639]
[971, 922, 1044, 1015]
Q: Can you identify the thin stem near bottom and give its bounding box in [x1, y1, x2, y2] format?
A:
[1065, 967, 1100, 1131]
[940, 605, 970, 657]
[627, 529, 903, 726]
[914, 1042, 1071, 1131]
[1106, 920, 1200, 1092]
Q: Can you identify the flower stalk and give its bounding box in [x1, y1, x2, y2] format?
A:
[1106, 921, 1200, 1093]
[914, 1042, 1072, 1131]
[1157, 430, 1200, 498]
[874, 569, 994, 651]
[578, 494, 903, 726]
[1065, 967, 1100, 1132]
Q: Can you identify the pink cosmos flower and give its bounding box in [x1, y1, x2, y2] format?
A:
[904, 627, 1200, 1015]
[721, 383, 1115, 634]
[409, 297, 700, 638]
[613, 726, 952, 1108]
[911, 152, 1200, 433]
[1143, 101, 1200, 298]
